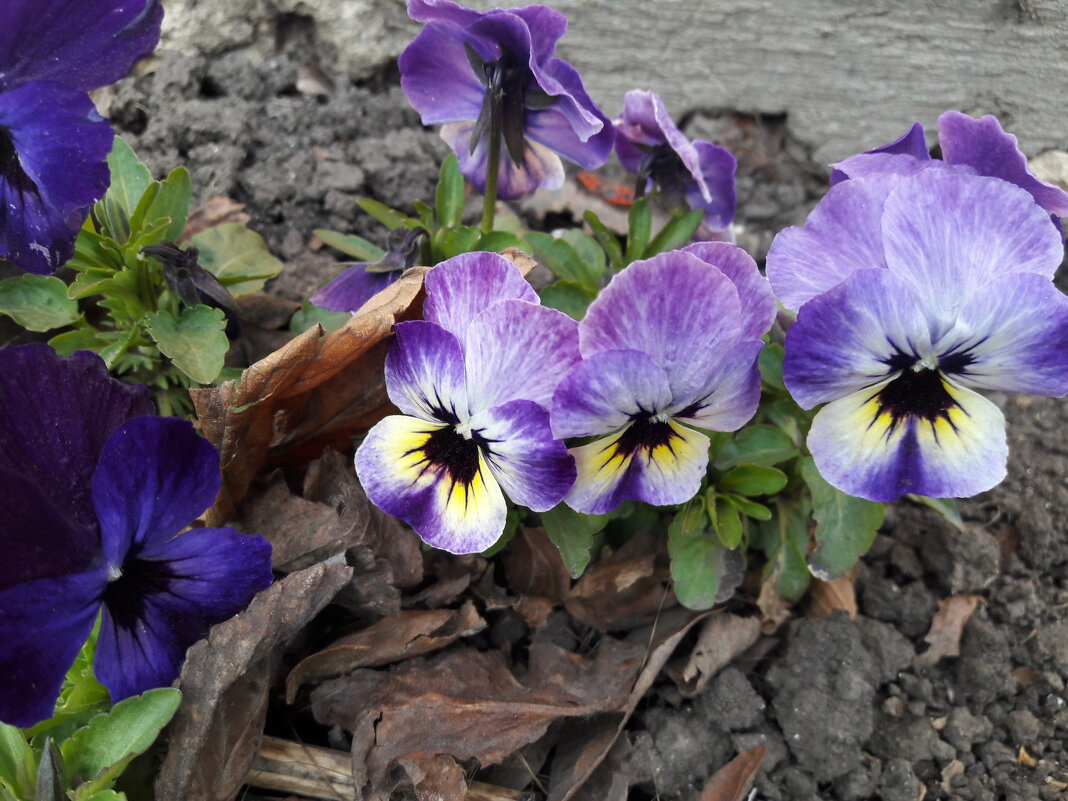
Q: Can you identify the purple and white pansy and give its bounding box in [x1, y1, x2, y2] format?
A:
[614, 90, 737, 237]
[355, 252, 580, 553]
[551, 244, 776, 514]
[768, 167, 1068, 502]
[398, 0, 614, 199]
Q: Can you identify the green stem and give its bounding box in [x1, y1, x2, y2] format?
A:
[480, 91, 504, 234]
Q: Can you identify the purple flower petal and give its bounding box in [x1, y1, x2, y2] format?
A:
[940, 272, 1068, 396]
[580, 251, 744, 404]
[385, 321, 469, 423]
[765, 173, 900, 312]
[423, 251, 537, 345]
[551, 349, 673, 439]
[0, 568, 106, 727]
[398, 24, 485, 125]
[92, 418, 219, 565]
[881, 171, 1065, 340]
[783, 269, 932, 409]
[829, 121, 929, 184]
[565, 419, 710, 515]
[682, 242, 776, 341]
[807, 378, 1007, 502]
[614, 90, 678, 172]
[684, 140, 737, 231]
[95, 525, 272, 702]
[355, 415, 507, 553]
[0, 0, 162, 92]
[470, 399, 575, 512]
[310, 264, 400, 313]
[668, 339, 763, 432]
[0, 344, 152, 531]
[939, 110, 1068, 217]
[441, 120, 566, 199]
[0, 81, 113, 273]
[464, 299, 579, 412]
[523, 58, 614, 165]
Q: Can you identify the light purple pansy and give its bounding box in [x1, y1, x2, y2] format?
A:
[398, 0, 614, 199]
[0, 344, 273, 727]
[830, 110, 1068, 224]
[614, 90, 737, 237]
[767, 168, 1068, 502]
[355, 251, 579, 553]
[0, 0, 163, 274]
[550, 244, 775, 514]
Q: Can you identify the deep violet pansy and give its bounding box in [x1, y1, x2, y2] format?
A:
[550, 244, 776, 514]
[398, 0, 614, 199]
[614, 90, 738, 238]
[356, 251, 579, 553]
[766, 167, 1068, 502]
[0, 0, 163, 274]
[0, 344, 273, 727]
[312, 227, 428, 313]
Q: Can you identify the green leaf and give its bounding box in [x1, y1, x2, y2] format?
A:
[313, 229, 385, 262]
[538, 281, 595, 320]
[438, 226, 481, 259]
[60, 688, 180, 795]
[75, 791, 125, 801]
[763, 398, 810, 447]
[357, 198, 418, 230]
[644, 208, 705, 257]
[722, 493, 772, 521]
[144, 305, 228, 384]
[757, 498, 811, 601]
[34, 740, 64, 801]
[525, 232, 597, 289]
[758, 343, 786, 393]
[801, 457, 884, 579]
[559, 229, 606, 281]
[435, 153, 465, 229]
[189, 223, 284, 296]
[0, 724, 34, 799]
[542, 503, 609, 578]
[668, 497, 742, 610]
[0, 275, 80, 331]
[710, 496, 743, 549]
[290, 301, 350, 335]
[139, 166, 192, 242]
[104, 138, 152, 218]
[69, 227, 124, 274]
[624, 197, 652, 263]
[906, 494, 966, 532]
[49, 329, 106, 357]
[582, 211, 624, 268]
[718, 465, 788, 497]
[714, 424, 798, 471]
[474, 231, 527, 254]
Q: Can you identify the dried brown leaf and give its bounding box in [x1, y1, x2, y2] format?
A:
[503, 527, 570, 605]
[806, 574, 858, 621]
[913, 593, 984, 670]
[756, 566, 793, 633]
[286, 602, 487, 702]
[697, 744, 765, 801]
[156, 559, 353, 801]
[665, 613, 762, 697]
[182, 196, 251, 240]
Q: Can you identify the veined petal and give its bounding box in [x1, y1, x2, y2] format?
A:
[684, 141, 737, 231]
[669, 339, 763, 432]
[682, 242, 776, 341]
[765, 173, 900, 312]
[95, 526, 272, 702]
[881, 171, 1064, 340]
[310, 264, 399, 313]
[0, 0, 162, 92]
[92, 418, 219, 565]
[939, 110, 1068, 217]
[565, 418, 709, 514]
[938, 272, 1068, 396]
[398, 24, 485, 125]
[783, 269, 933, 409]
[807, 375, 1007, 502]
[551, 349, 673, 439]
[423, 251, 537, 346]
[470, 399, 575, 512]
[465, 299, 579, 412]
[580, 252, 744, 403]
[441, 120, 565, 199]
[525, 102, 612, 171]
[386, 321, 469, 423]
[528, 58, 613, 158]
[829, 121, 930, 184]
[0, 568, 106, 727]
[356, 415, 506, 554]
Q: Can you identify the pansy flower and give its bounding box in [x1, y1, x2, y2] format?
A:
[0, 0, 163, 274]
[767, 168, 1068, 501]
[551, 244, 775, 514]
[356, 251, 579, 553]
[614, 90, 737, 238]
[829, 110, 1068, 224]
[312, 227, 429, 313]
[0, 344, 273, 727]
[398, 0, 614, 199]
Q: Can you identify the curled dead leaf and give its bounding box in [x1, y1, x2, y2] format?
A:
[665, 613, 762, 697]
[182, 196, 252, 241]
[913, 593, 984, 670]
[806, 572, 858, 621]
[697, 744, 766, 801]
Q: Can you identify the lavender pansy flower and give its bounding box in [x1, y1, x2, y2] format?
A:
[398, 0, 614, 199]
[767, 169, 1068, 502]
[614, 90, 737, 237]
[0, 0, 163, 274]
[830, 110, 1068, 223]
[551, 244, 775, 514]
[356, 251, 579, 553]
[0, 344, 272, 727]
[312, 227, 428, 313]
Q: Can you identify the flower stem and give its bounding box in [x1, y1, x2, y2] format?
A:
[480, 89, 504, 234]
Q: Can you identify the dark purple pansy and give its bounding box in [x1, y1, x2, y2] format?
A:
[0, 0, 163, 274]
[0, 344, 272, 727]
[398, 0, 613, 199]
[614, 90, 737, 237]
[312, 227, 428, 313]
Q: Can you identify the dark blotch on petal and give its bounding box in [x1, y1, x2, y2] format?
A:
[412, 425, 485, 486]
[0, 125, 39, 196]
[871, 368, 958, 431]
[613, 415, 678, 457]
[102, 554, 174, 633]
